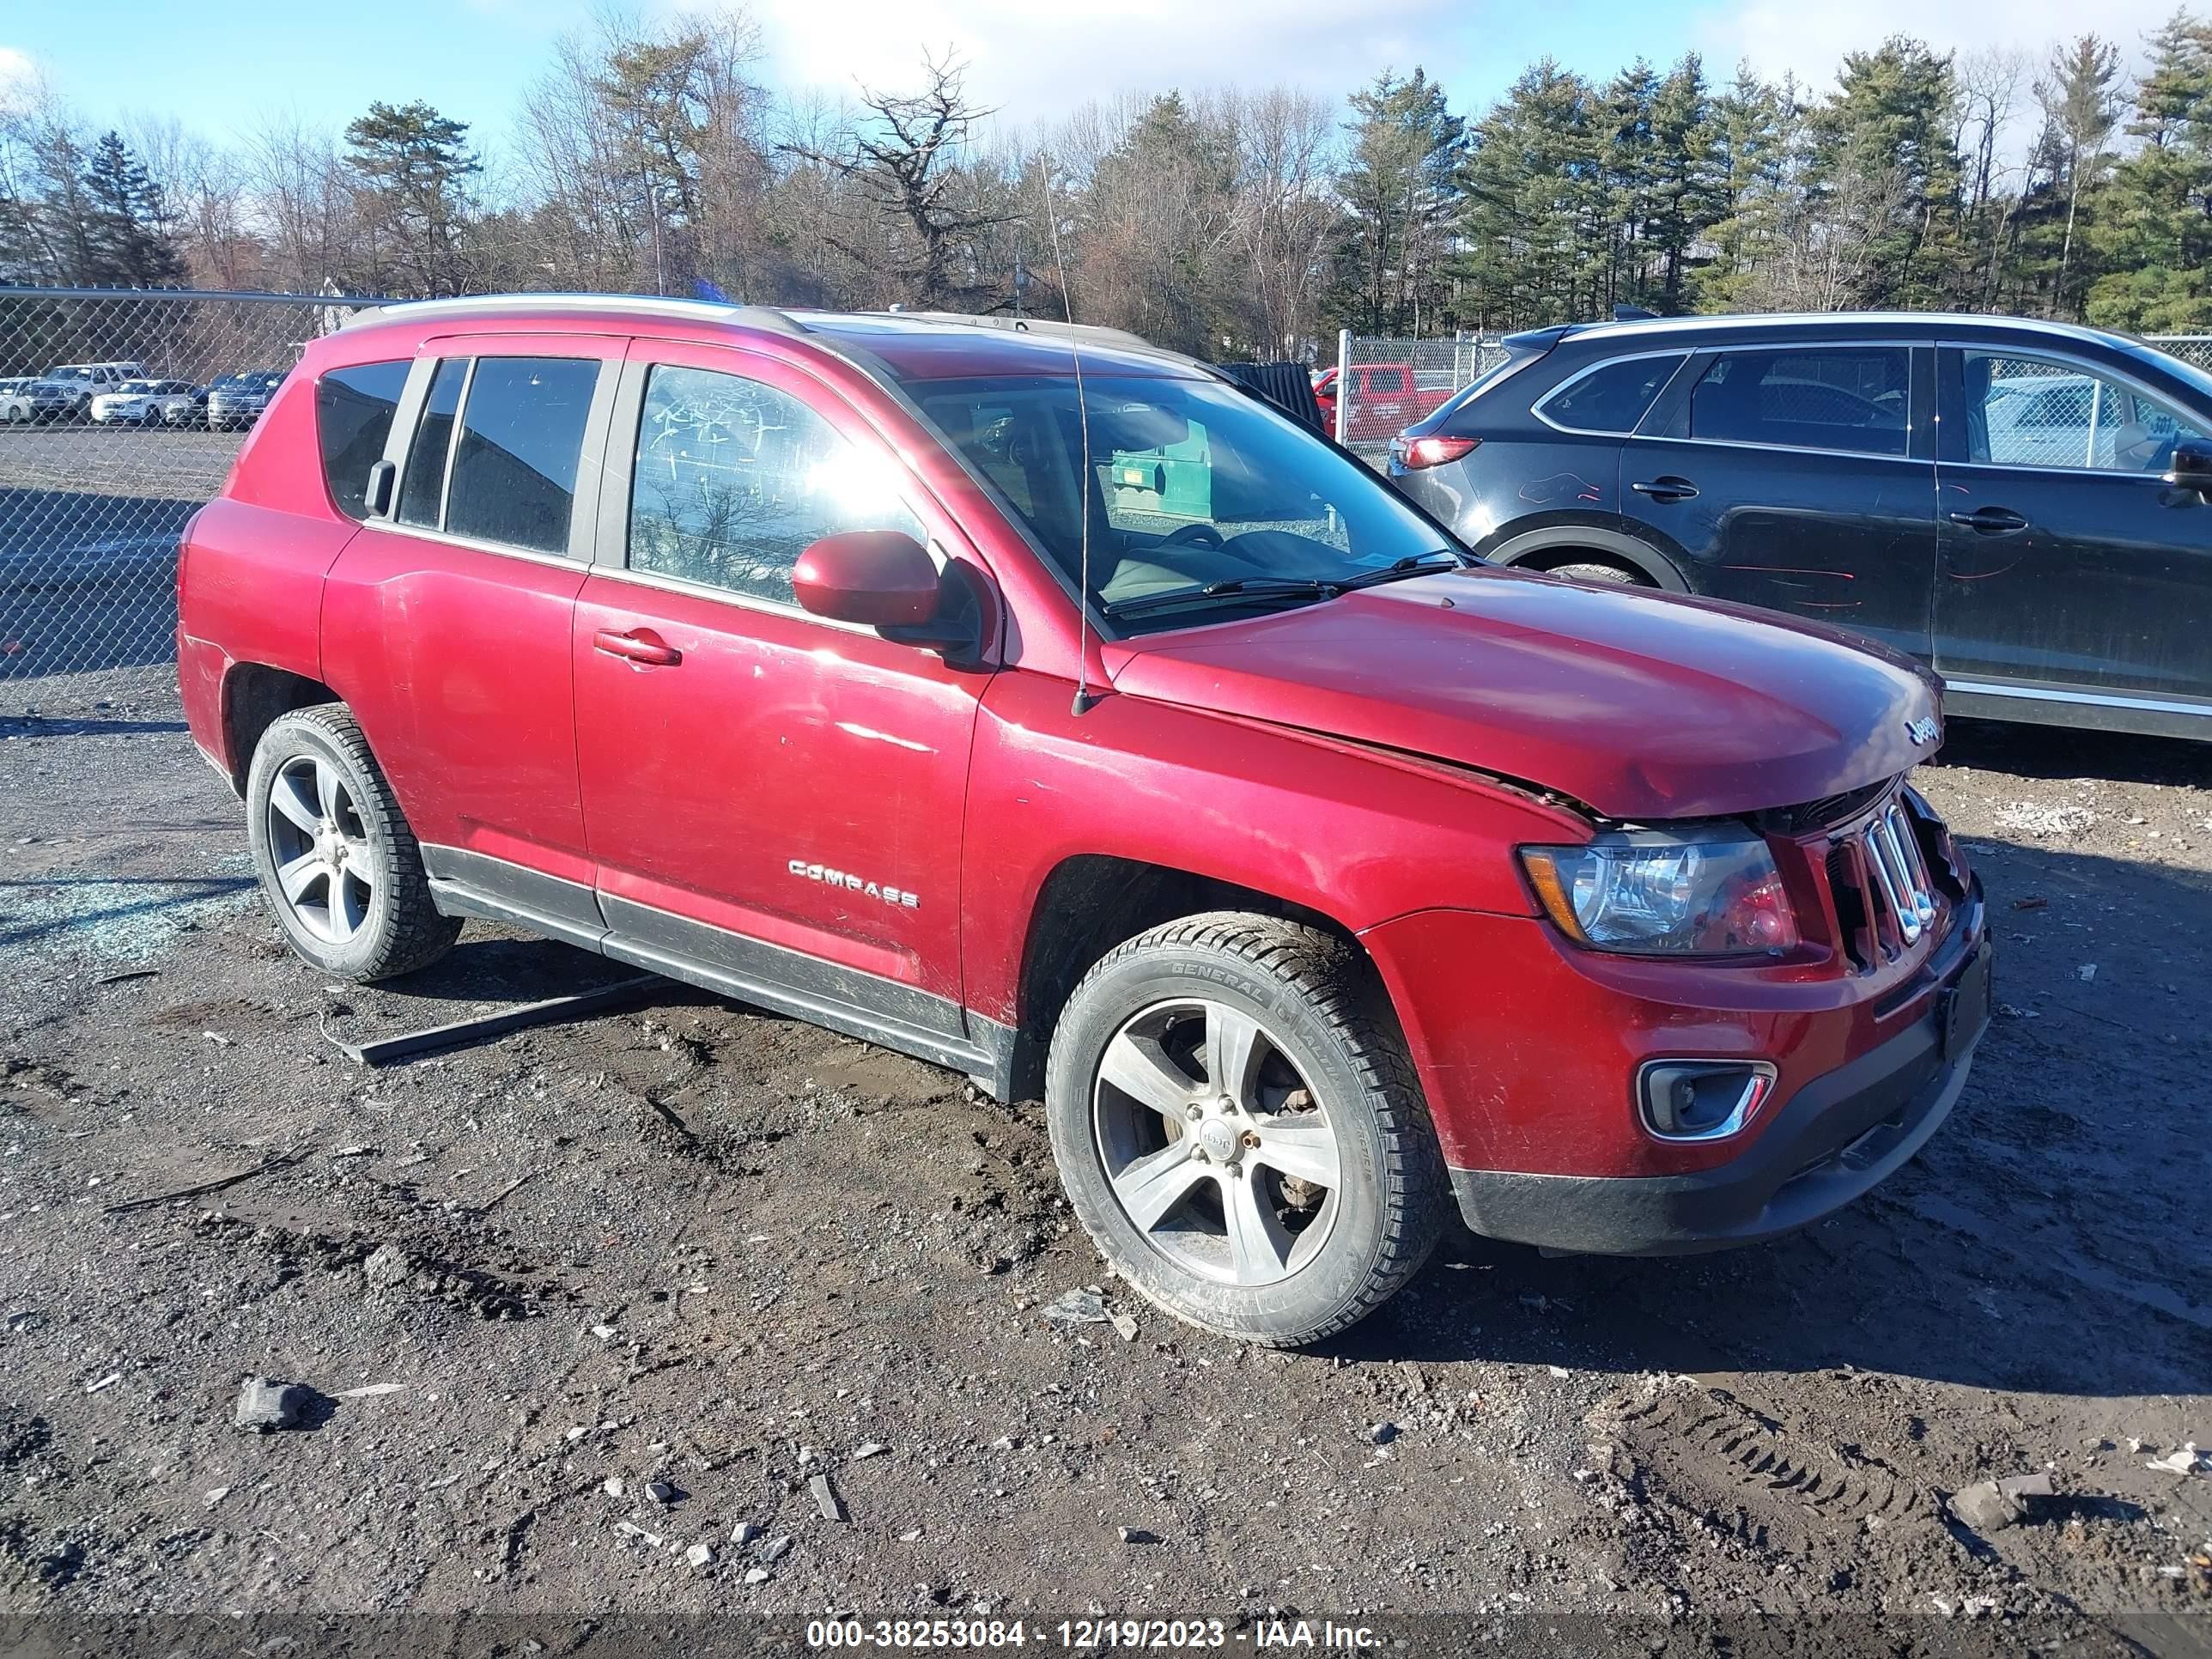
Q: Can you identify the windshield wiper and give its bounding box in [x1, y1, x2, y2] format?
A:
[1103, 577, 1341, 619]
[1335, 550, 1468, 590]
[1101, 550, 1468, 620]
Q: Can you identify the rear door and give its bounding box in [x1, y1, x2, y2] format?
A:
[320, 334, 621, 912]
[1622, 340, 1937, 661]
[569, 338, 994, 1052]
[1934, 343, 2212, 706]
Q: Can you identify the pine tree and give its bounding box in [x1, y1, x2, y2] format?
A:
[1802, 38, 1965, 305]
[1697, 65, 1800, 307]
[2084, 12, 2212, 329]
[2035, 36, 2123, 317]
[82, 131, 186, 287]
[1457, 60, 1601, 327]
[1328, 68, 1466, 333]
[1598, 60, 1659, 307]
[1645, 56, 1724, 310]
[343, 100, 481, 296]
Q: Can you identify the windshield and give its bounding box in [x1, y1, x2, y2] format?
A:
[46, 367, 94, 382]
[117, 380, 157, 394]
[909, 373, 1455, 630]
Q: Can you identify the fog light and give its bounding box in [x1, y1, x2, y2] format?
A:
[1638, 1060, 1777, 1141]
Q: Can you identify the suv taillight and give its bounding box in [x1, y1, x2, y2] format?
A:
[1393, 434, 1480, 471]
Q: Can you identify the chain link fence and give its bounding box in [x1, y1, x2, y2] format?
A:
[2151, 334, 2212, 373]
[0, 286, 378, 697]
[1329, 331, 1506, 465]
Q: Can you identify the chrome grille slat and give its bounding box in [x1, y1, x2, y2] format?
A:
[1827, 792, 1940, 968]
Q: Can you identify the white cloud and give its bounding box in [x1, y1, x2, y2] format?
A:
[1698, 0, 2178, 99]
[751, 0, 1461, 133]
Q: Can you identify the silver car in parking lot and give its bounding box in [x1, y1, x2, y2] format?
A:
[205, 369, 288, 430]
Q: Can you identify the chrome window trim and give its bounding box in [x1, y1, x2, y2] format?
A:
[1625, 431, 1933, 466]
[352, 517, 584, 574]
[1940, 339, 2210, 476]
[1634, 338, 1923, 461]
[1942, 679, 2212, 719]
[1530, 347, 1693, 436]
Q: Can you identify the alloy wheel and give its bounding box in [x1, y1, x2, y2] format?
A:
[263, 754, 377, 944]
[1091, 997, 1342, 1286]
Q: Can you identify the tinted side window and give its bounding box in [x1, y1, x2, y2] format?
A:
[398, 358, 466, 528]
[629, 363, 922, 606]
[316, 360, 410, 520]
[1689, 346, 1911, 457]
[1366, 368, 1407, 393]
[1541, 354, 1686, 434]
[445, 357, 600, 554]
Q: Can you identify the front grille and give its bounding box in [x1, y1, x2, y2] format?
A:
[1826, 797, 1942, 970]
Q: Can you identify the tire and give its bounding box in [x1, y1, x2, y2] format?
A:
[1542, 558, 1652, 586]
[245, 703, 459, 981]
[1043, 912, 1447, 1346]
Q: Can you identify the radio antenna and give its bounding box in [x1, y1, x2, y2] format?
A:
[1036, 155, 1100, 716]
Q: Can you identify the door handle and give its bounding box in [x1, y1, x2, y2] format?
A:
[592, 627, 682, 667]
[1631, 477, 1698, 501]
[1947, 507, 2029, 535]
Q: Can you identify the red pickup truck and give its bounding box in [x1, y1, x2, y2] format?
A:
[1313, 362, 1454, 441]
[178, 296, 1988, 1346]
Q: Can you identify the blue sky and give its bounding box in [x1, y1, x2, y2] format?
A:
[2, 0, 2186, 158]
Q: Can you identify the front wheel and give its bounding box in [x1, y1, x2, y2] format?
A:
[1543, 558, 1652, 586]
[245, 704, 459, 980]
[1044, 913, 1447, 1346]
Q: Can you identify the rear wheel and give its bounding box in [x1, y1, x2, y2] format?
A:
[1044, 913, 1446, 1346]
[245, 704, 459, 981]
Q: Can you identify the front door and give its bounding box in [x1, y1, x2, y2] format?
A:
[1934, 344, 2212, 704]
[571, 340, 995, 1054]
[1625, 341, 1936, 662]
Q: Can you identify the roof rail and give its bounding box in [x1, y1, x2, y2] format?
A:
[884, 309, 1158, 355]
[339, 292, 807, 337]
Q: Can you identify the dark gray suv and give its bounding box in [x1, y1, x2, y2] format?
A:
[1389, 312, 2212, 742]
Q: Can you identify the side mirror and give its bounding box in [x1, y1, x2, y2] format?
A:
[2163, 438, 2212, 493]
[793, 530, 942, 628]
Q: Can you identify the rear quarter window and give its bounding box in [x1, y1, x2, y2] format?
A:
[1540, 354, 1688, 434]
[315, 360, 410, 520]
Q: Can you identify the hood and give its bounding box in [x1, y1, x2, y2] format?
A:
[1100, 568, 1942, 821]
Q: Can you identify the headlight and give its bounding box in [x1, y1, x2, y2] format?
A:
[1520, 832, 1797, 956]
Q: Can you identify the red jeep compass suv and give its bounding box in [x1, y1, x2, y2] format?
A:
[177, 296, 1990, 1346]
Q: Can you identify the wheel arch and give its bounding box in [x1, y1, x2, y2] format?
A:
[1485, 523, 1689, 592]
[221, 662, 341, 795]
[1007, 854, 1379, 1102]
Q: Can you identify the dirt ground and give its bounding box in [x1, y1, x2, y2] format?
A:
[2, 665, 2209, 1656]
